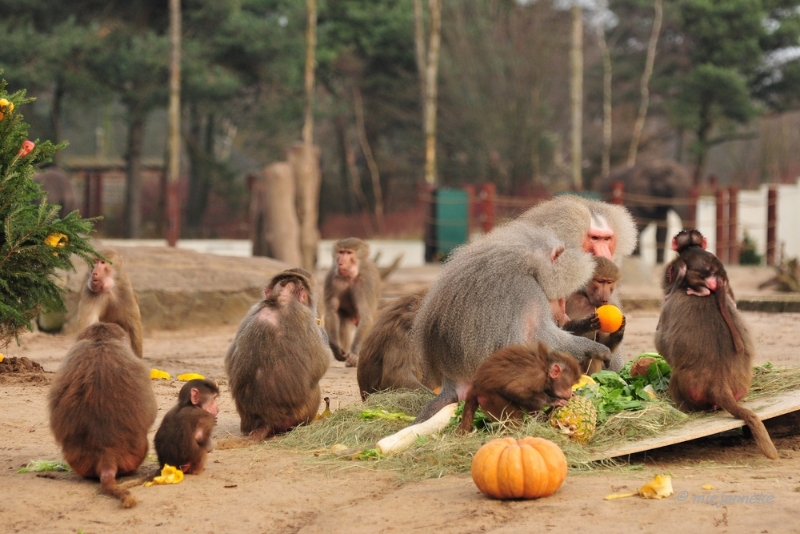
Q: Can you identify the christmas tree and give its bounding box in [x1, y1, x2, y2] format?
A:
[0, 75, 98, 347]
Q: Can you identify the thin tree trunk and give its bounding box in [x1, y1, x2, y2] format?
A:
[166, 0, 182, 245]
[570, 5, 583, 190]
[296, 0, 319, 271]
[51, 79, 64, 167]
[596, 23, 612, 179]
[124, 112, 145, 238]
[627, 0, 663, 168]
[353, 86, 385, 233]
[413, 0, 427, 115]
[423, 0, 442, 187]
[334, 115, 354, 213]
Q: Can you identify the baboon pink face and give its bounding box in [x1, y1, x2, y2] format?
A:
[88, 258, 115, 293]
[336, 249, 359, 278]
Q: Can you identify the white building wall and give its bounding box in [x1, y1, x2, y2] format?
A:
[777, 181, 800, 259]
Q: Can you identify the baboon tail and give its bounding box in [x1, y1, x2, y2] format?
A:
[715, 393, 778, 460]
[99, 466, 137, 508]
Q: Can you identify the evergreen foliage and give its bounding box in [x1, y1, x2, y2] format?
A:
[0, 76, 98, 347]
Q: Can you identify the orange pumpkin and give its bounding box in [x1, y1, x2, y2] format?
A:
[471, 437, 567, 499]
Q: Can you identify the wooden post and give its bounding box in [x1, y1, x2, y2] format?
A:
[611, 181, 624, 205]
[687, 186, 698, 230]
[767, 187, 778, 266]
[715, 188, 727, 262]
[728, 186, 739, 265]
[477, 183, 496, 234]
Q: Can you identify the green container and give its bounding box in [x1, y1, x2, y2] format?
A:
[426, 187, 469, 262]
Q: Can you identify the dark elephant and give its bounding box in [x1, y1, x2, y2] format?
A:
[599, 160, 693, 264]
[33, 166, 79, 219]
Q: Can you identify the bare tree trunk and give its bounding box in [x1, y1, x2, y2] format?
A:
[124, 112, 144, 238]
[353, 86, 385, 233]
[295, 0, 319, 271]
[596, 23, 612, 180]
[51, 79, 64, 167]
[570, 5, 583, 190]
[261, 162, 302, 266]
[413, 0, 427, 114]
[627, 0, 663, 168]
[166, 0, 182, 246]
[423, 0, 442, 187]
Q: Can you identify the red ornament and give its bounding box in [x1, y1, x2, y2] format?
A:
[18, 140, 35, 158]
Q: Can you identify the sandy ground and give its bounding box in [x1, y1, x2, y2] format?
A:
[2, 261, 800, 534]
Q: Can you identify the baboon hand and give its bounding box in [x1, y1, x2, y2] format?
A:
[329, 342, 347, 362]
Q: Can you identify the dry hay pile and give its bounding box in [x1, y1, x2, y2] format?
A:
[274, 365, 800, 481]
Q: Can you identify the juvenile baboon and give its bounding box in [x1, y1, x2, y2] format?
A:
[458, 342, 581, 434]
[519, 196, 638, 371]
[225, 268, 331, 440]
[324, 237, 381, 367]
[563, 256, 625, 374]
[413, 223, 611, 423]
[48, 323, 157, 508]
[663, 229, 742, 352]
[356, 290, 439, 400]
[655, 291, 778, 459]
[76, 249, 143, 358]
[154, 379, 219, 475]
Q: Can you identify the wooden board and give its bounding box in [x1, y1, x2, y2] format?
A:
[587, 389, 800, 462]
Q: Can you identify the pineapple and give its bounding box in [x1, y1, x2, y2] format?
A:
[549, 394, 598, 444]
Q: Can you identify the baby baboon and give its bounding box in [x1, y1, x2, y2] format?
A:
[154, 379, 219, 475]
[655, 290, 778, 459]
[413, 223, 610, 423]
[76, 249, 143, 358]
[48, 323, 157, 508]
[356, 290, 439, 400]
[563, 256, 625, 374]
[324, 237, 381, 367]
[458, 342, 581, 433]
[225, 268, 330, 440]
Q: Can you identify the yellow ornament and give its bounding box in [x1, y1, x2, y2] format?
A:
[0, 353, 4, 363]
[144, 464, 184, 486]
[176, 373, 205, 381]
[0, 98, 14, 121]
[150, 369, 171, 380]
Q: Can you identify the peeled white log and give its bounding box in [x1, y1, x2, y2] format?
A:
[376, 403, 458, 455]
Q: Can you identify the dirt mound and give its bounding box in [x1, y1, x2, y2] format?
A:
[0, 356, 49, 384]
[56, 245, 291, 331]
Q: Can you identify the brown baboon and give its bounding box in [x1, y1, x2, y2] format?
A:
[48, 323, 157, 508]
[655, 290, 778, 459]
[663, 229, 742, 352]
[518, 196, 638, 371]
[563, 256, 625, 374]
[356, 290, 439, 400]
[458, 342, 581, 434]
[76, 249, 143, 358]
[412, 223, 611, 423]
[154, 379, 219, 475]
[225, 269, 331, 440]
[324, 237, 381, 368]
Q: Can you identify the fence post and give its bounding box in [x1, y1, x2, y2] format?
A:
[715, 188, 727, 262]
[767, 187, 778, 266]
[476, 183, 496, 233]
[728, 185, 739, 265]
[611, 181, 624, 205]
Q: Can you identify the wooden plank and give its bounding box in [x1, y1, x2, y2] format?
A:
[587, 389, 800, 462]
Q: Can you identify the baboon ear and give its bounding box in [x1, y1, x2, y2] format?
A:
[701, 236, 708, 250]
[264, 287, 272, 299]
[550, 363, 563, 379]
[671, 237, 679, 251]
[190, 388, 201, 406]
[550, 245, 565, 262]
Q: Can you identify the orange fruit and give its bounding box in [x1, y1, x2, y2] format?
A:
[596, 304, 623, 333]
